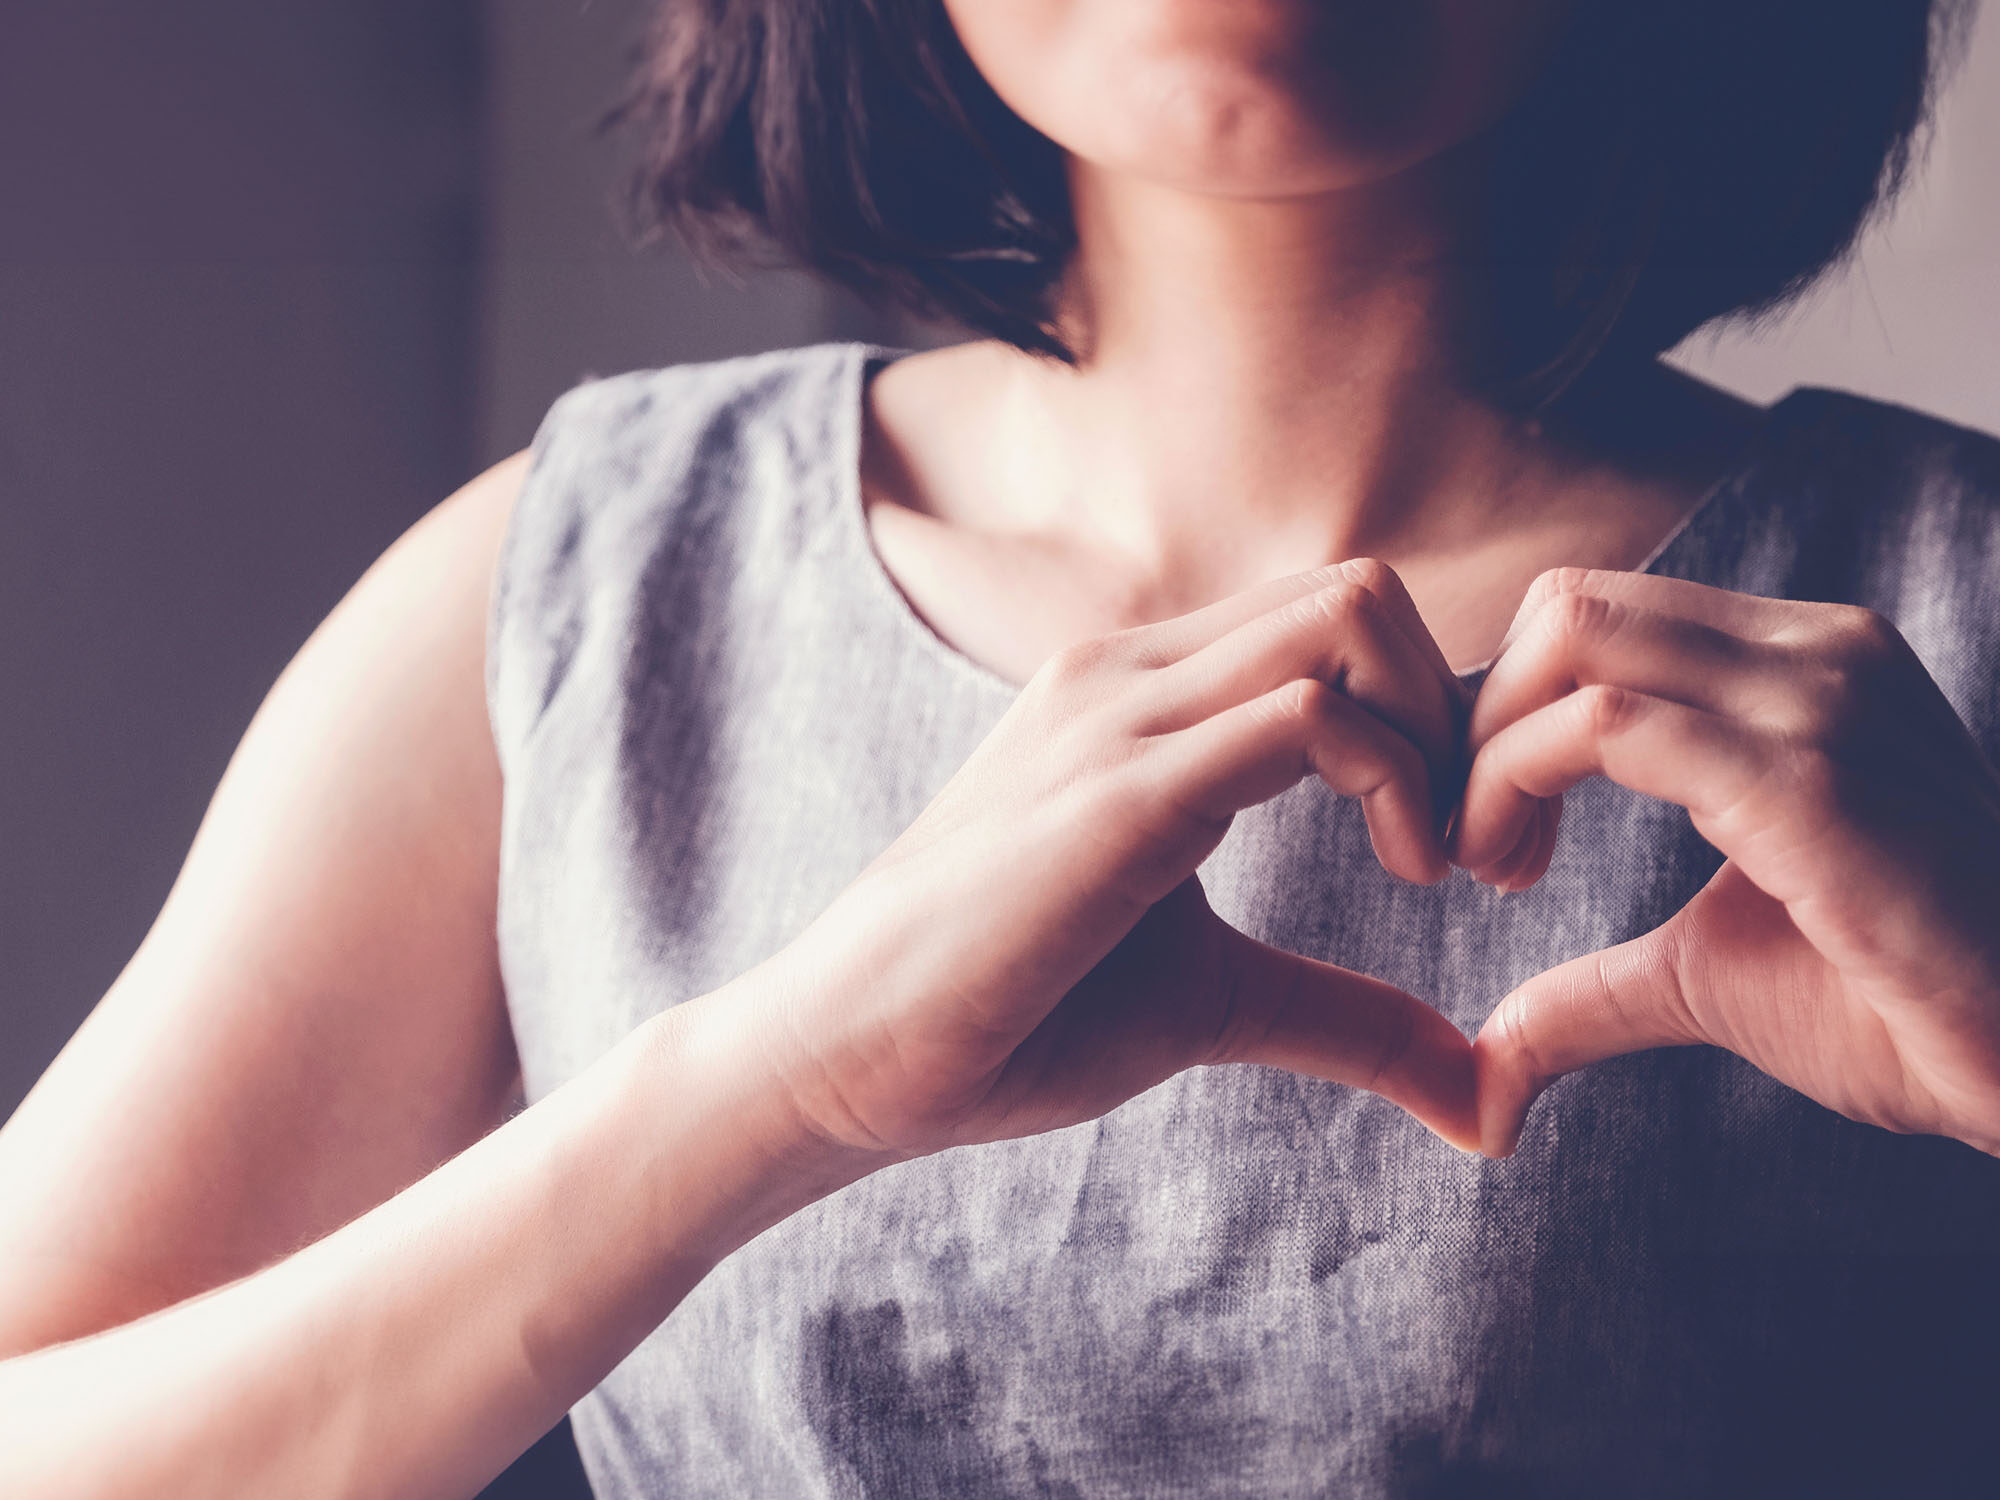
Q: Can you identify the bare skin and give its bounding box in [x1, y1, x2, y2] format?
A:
[2, 1, 1997, 1495]
[861, 338, 1763, 688]
[860, 36, 1766, 686]
[0, 456, 527, 1362]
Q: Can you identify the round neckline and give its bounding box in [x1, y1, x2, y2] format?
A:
[836, 342, 1029, 700]
[834, 340, 1796, 699]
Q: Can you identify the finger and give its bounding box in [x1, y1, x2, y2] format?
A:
[1115, 561, 1383, 666]
[1332, 557, 1466, 714]
[1313, 558, 1475, 809]
[1496, 567, 1798, 662]
[1155, 676, 1447, 884]
[1469, 592, 1786, 754]
[1512, 795, 1563, 891]
[1467, 793, 1560, 892]
[1472, 921, 1702, 1156]
[1121, 559, 1460, 708]
[1449, 787, 1542, 883]
[1212, 924, 1478, 1151]
[1143, 575, 1460, 796]
[1453, 685, 1773, 870]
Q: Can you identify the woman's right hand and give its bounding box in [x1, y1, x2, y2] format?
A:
[752, 559, 1483, 1161]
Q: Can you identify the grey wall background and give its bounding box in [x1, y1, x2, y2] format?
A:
[1671, 2, 2000, 432]
[0, 2, 1994, 1494]
[1, 3, 483, 1114]
[476, 0, 895, 469]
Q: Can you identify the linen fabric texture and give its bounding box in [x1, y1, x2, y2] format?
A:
[488, 342, 2000, 1499]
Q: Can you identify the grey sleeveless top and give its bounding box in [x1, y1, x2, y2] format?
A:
[489, 342, 2000, 1499]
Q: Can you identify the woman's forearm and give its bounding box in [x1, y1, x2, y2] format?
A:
[0, 971, 878, 1500]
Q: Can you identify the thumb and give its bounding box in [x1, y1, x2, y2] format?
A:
[1473, 923, 1703, 1157]
[1213, 925, 1480, 1152]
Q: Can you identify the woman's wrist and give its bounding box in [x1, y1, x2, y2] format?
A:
[627, 965, 899, 1269]
[0, 962, 898, 1500]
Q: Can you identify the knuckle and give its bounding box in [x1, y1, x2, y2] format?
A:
[1038, 634, 1118, 689]
[1271, 582, 1373, 651]
[1277, 675, 1337, 726]
[1832, 604, 1901, 659]
[1336, 555, 1399, 598]
[1491, 990, 1550, 1085]
[1365, 1003, 1420, 1091]
[1303, 579, 1373, 630]
[1540, 588, 1612, 648]
[1826, 606, 1906, 683]
[1275, 563, 1352, 606]
[1576, 682, 1640, 737]
[1528, 565, 1602, 612]
[1645, 920, 1703, 1039]
[1792, 607, 1903, 738]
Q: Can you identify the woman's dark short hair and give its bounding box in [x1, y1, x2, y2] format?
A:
[613, 0, 1972, 411]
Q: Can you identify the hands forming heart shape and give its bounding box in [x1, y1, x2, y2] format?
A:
[766, 560, 2000, 1168]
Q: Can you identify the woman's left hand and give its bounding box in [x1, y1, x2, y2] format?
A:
[1451, 567, 2000, 1158]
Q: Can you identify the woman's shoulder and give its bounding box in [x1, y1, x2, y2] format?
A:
[1757, 385, 2000, 544]
[487, 342, 877, 752]
[1652, 383, 1998, 742]
[527, 340, 870, 490]
[500, 340, 871, 595]
[1690, 382, 2000, 610]
[1749, 385, 2000, 743]
[499, 340, 868, 590]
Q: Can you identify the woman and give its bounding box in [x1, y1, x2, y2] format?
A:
[3, 0, 1997, 1495]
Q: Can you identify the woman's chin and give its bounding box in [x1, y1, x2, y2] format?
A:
[1076, 65, 1446, 201]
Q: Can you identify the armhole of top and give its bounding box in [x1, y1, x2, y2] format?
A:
[482, 378, 607, 784]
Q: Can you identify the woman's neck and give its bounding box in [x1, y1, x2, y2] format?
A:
[862, 154, 1764, 677]
[992, 152, 1551, 602]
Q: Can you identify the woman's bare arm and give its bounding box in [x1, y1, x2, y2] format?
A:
[0, 454, 531, 1357]
[0, 453, 882, 1497]
[0, 970, 868, 1498]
